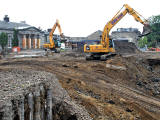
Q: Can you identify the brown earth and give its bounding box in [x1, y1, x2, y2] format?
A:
[114, 41, 140, 54]
[1, 51, 160, 120]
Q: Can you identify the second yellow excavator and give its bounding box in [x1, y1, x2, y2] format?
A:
[43, 19, 63, 53]
[84, 4, 151, 60]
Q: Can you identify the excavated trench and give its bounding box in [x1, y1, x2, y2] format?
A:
[1, 86, 78, 120]
[1, 86, 53, 120]
[0, 69, 91, 120]
[147, 58, 160, 66]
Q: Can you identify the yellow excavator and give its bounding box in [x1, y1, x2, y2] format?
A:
[43, 19, 63, 53]
[84, 4, 151, 60]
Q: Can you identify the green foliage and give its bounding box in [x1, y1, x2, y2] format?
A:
[138, 36, 148, 48]
[0, 32, 8, 50]
[145, 15, 160, 47]
[12, 29, 19, 47]
[148, 15, 160, 24]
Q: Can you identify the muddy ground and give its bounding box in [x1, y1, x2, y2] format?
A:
[1, 51, 160, 120]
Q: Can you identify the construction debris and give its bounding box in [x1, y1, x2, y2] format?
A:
[0, 69, 92, 120]
[114, 41, 140, 54]
[106, 63, 127, 70]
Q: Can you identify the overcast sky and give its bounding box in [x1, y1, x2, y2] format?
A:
[0, 0, 159, 37]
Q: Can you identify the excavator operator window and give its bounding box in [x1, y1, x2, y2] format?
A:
[109, 39, 113, 47]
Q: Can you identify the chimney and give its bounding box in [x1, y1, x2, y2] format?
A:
[4, 15, 9, 22]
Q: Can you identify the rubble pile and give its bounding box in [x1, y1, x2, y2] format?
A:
[0, 69, 91, 120]
[114, 41, 140, 54]
[106, 55, 160, 98]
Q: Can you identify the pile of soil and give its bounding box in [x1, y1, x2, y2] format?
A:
[114, 41, 140, 54]
[106, 55, 160, 97]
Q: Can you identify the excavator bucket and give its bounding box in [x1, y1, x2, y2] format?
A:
[142, 24, 151, 36]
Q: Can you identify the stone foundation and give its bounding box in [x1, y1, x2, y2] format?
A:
[0, 69, 92, 120]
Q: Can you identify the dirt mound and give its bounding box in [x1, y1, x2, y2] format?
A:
[106, 55, 160, 97]
[114, 41, 140, 54]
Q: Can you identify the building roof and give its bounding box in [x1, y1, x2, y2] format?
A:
[0, 20, 31, 30]
[112, 28, 141, 35]
[87, 30, 102, 40]
[69, 39, 100, 43]
[0, 15, 43, 32]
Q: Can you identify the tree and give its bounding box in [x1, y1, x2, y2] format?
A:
[12, 29, 19, 47]
[0, 32, 8, 50]
[148, 15, 160, 24]
[138, 36, 148, 48]
[145, 15, 160, 47]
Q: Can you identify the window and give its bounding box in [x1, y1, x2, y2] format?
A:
[8, 35, 12, 48]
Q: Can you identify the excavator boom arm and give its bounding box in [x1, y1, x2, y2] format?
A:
[124, 4, 147, 25]
[49, 19, 63, 47]
[101, 4, 150, 49]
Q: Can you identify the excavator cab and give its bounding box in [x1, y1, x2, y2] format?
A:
[53, 35, 61, 47]
[109, 39, 114, 47]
